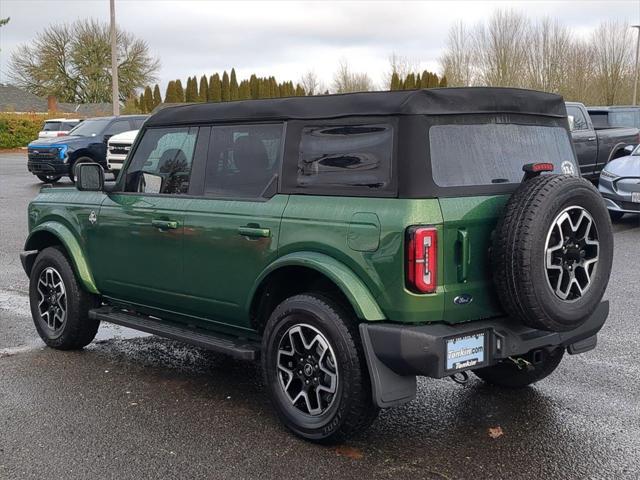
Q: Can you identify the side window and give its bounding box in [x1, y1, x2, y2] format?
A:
[105, 119, 133, 137]
[566, 106, 588, 131]
[124, 127, 198, 195]
[130, 117, 147, 130]
[297, 124, 393, 189]
[204, 124, 283, 198]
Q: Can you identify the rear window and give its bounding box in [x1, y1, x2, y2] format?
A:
[42, 122, 61, 131]
[609, 110, 640, 129]
[298, 124, 393, 189]
[429, 124, 578, 187]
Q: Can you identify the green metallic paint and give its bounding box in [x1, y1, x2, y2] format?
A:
[278, 195, 445, 324]
[251, 251, 386, 321]
[438, 195, 509, 323]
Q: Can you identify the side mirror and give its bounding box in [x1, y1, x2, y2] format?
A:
[624, 144, 635, 154]
[76, 163, 104, 191]
[103, 134, 113, 143]
[567, 115, 575, 131]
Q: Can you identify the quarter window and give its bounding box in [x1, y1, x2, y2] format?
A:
[124, 127, 198, 195]
[204, 124, 283, 198]
[297, 124, 393, 189]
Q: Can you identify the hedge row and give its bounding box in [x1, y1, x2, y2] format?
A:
[0, 113, 77, 149]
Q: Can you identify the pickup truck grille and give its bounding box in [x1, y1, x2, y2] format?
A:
[108, 143, 130, 156]
[28, 148, 58, 161]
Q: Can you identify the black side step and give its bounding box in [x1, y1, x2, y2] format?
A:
[89, 307, 259, 361]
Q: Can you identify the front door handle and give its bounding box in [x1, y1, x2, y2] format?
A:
[587, 137, 596, 141]
[238, 226, 271, 238]
[152, 219, 179, 230]
[457, 229, 470, 283]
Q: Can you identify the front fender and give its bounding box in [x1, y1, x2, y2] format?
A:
[251, 252, 386, 321]
[24, 222, 99, 294]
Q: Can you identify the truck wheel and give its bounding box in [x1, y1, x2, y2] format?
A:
[29, 246, 100, 350]
[68, 156, 94, 183]
[261, 293, 379, 443]
[492, 175, 613, 332]
[36, 174, 61, 183]
[473, 347, 564, 388]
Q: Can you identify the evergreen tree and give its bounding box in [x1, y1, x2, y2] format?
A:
[185, 76, 197, 102]
[153, 84, 162, 107]
[210, 73, 222, 102]
[249, 74, 259, 99]
[390, 72, 401, 90]
[175, 79, 185, 102]
[404, 73, 416, 90]
[295, 84, 305, 96]
[165, 80, 177, 103]
[138, 92, 146, 112]
[122, 95, 140, 114]
[238, 80, 251, 100]
[230, 68, 239, 101]
[420, 71, 429, 89]
[221, 71, 230, 101]
[438, 75, 447, 88]
[199, 75, 209, 102]
[143, 85, 154, 112]
[415, 72, 422, 89]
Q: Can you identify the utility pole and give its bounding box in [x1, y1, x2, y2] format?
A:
[110, 0, 120, 115]
[633, 25, 640, 106]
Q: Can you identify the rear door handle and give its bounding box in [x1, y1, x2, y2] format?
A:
[238, 226, 271, 238]
[152, 219, 179, 230]
[457, 229, 470, 283]
[587, 137, 596, 141]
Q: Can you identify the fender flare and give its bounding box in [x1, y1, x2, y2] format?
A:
[249, 252, 385, 321]
[24, 221, 99, 294]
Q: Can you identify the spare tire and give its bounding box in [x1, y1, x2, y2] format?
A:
[492, 175, 613, 332]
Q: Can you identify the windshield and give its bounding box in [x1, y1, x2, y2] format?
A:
[429, 124, 578, 187]
[67, 118, 110, 137]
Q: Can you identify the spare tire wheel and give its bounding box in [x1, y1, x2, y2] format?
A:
[492, 175, 613, 332]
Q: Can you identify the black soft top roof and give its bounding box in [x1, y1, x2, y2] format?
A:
[145, 87, 566, 126]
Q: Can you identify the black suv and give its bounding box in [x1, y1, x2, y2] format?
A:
[27, 115, 147, 183]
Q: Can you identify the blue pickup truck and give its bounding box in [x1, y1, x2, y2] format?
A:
[27, 115, 147, 183]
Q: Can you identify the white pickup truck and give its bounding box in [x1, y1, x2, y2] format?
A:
[106, 129, 139, 177]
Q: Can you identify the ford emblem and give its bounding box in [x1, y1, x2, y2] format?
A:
[454, 294, 473, 305]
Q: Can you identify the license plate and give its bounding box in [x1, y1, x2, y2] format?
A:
[446, 332, 486, 372]
[632, 192, 640, 203]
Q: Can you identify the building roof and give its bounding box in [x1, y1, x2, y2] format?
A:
[0, 84, 113, 115]
[146, 87, 567, 127]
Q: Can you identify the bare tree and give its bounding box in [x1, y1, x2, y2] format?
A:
[524, 18, 571, 93]
[332, 59, 375, 93]
[472, 10, 530, 87]
[9, 19, 159, 103]
[591, 20, 634, 105]
[560, 39, 596, 103]
[385, 52, 419, 88]
[299, 70, 324, 96]
[439, 21, 474, 86]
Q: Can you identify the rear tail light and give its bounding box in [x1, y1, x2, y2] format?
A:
[406, 226, 437, 293]
[56, 132, 66, 136]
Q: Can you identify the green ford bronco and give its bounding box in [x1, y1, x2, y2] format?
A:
[21, 88, 613, 442]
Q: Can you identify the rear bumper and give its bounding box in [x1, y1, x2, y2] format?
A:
[360, 301, 608, 406]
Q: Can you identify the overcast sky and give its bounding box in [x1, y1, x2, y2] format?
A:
[0, 0, 638, 91]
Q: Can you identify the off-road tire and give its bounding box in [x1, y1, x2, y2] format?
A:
[473, 347, 564, 388]
[36, 174, 61, 183]
[608, 210, 624, 222]
[29, 246, 100, 350]
[492, 175, 613, 332]
[68, 156, 94, 183]
[261, 293, 379, 443]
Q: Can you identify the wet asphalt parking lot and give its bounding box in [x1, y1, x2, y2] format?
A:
[1, 152, 639, 479]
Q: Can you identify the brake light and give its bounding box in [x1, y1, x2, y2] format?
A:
[406, 226, 437, 293]
[57, 132, 66, 136]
